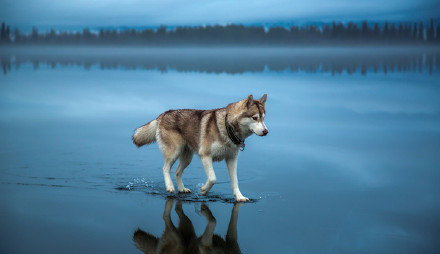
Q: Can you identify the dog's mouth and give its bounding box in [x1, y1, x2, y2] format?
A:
[255, 130, 268, 136]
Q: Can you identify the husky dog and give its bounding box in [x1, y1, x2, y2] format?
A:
[132, 94, 268, 202]
[133, 199, 242, 254]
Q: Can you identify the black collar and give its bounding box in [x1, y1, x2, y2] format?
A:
[225, 113, 245, 151]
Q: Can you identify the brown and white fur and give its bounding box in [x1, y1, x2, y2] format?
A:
[132, 94, 268, 202]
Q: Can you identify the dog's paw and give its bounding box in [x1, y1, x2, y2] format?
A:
[200, 204, 215, 221]
[235, 195, 250, 202]
[166, 186, 175, 193]
[200, 186, 209, 195]
[178, 187, 191, 193]
[174, 202, 183, 213]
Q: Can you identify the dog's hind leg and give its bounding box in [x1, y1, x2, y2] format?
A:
[163, 198, 176, 230]
[163, 155, 179, 193]
[175, 146, 194, 193]
[158, 130, 184, 193]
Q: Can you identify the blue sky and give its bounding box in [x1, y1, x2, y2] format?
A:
[1, 0, 439, 31]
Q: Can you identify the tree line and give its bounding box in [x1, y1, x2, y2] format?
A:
[1, 19, 439, 45]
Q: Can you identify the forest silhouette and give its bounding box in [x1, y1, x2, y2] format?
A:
[1, 19, 440, 45]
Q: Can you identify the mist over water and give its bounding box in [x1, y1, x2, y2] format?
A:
[0, 46, 439, 254]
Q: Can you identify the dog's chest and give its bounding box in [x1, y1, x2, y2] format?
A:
[210, 141, 236, 161]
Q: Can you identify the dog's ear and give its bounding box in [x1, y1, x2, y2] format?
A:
[246, 94, 253, 108]
[259, 94, 267, 106]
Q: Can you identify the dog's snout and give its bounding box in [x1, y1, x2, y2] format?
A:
[262, 129, 268, 136]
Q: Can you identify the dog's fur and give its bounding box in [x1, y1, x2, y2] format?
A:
[132, 94, 268, 202]
[133, 199, 242, 254]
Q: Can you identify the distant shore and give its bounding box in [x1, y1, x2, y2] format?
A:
[1, 44, 440, 53]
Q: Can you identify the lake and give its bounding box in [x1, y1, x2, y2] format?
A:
[1, 46, 439, 253]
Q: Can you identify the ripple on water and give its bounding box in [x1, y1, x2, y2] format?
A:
[114, 177, 281, 203]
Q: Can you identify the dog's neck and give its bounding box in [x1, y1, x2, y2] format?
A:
[224, 111, 253, 148]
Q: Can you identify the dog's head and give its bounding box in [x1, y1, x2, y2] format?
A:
[231, 94, 268, 136]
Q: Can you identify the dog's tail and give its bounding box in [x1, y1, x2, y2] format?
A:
[132, 119, 158, 147]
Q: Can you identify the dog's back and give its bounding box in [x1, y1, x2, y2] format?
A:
[158, 109, 207, 152]
[133, 108, 224, 152]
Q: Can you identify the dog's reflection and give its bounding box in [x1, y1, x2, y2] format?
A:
[133, 199, 242, 254]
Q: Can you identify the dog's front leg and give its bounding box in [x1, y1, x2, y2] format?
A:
[226, 156, 249, 202]
[200, 156, 216, 195]
[225, 202, 242, 253]
[199, 203, 216, 247]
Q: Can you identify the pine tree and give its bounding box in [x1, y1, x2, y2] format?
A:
[32, 26, 39, 42]
[436, 24, 440, 41]
[384, 21, 389, 40]
[427, 18, 434, 41]
[412, 22, 418, 39]
[361, 20, 369, 39]
[13, 28, 21, 43]
[0, 22, 5, 42]
[5, 25, 10, 42]
[373, 22, 380, 37]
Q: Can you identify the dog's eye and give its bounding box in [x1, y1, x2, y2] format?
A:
[252, 116, 258, 121]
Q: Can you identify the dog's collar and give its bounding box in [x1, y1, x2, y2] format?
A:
[225, 113, 245, 151]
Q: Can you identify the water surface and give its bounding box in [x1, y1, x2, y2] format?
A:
[0, 47, 439, 253]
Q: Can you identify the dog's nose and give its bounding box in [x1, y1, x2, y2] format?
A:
[262, 129, 268, 136]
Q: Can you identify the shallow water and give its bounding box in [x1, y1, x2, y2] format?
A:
[0, 47, 439, 253]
